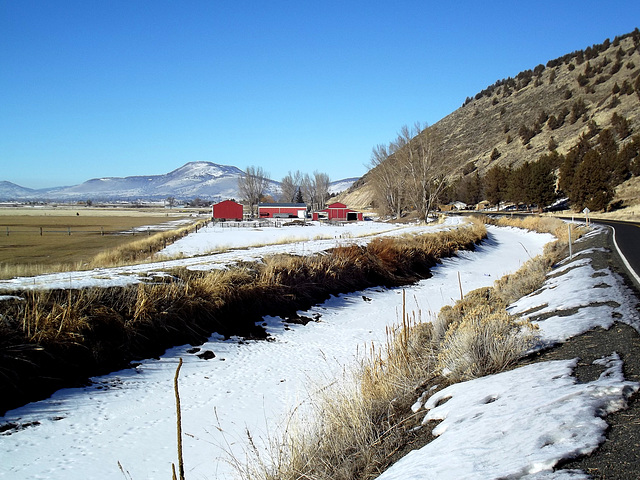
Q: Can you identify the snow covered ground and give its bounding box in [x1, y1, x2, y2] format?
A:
[0, 219, 442, 292]
[1, 221, 638, 479]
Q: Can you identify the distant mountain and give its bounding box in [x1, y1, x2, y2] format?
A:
[41, 162, 253, 202]
[328, 177, 359, 195]
[0, 181, 37, 199]
[0, 162, 357, 203]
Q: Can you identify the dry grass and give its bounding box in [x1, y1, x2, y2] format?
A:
[0, 212, 201, 279]
[235, 215, 574, 479]
[88, 219, 209, 268]
[437, 304, 538, 381]
[0, 219, 487, 415]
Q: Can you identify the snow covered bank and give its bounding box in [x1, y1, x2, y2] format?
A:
[3, 222, 637, 480]
[0, 219, 455, 292]
[0, 225, 551, 480]
[378, 227, 640, 480]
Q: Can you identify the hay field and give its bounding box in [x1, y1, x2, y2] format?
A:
[0, 207, 196, 278]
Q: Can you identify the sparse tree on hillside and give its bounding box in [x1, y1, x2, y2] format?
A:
[238, 166, 270, 218]
[619, 135, 640, 177]
[399, 123, 450, 222]
[611, 112, 632, 139]
[369, 143, 406, 217]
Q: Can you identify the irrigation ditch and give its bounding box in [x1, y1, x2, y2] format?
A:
[0, 220, 487, 415]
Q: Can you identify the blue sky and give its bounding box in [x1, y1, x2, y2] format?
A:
[2, 1, 639, 189]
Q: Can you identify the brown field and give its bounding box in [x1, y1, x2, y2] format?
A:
[0, 207, 200, 278]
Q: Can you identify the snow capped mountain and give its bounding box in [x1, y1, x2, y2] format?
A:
[0, 181, 37, 199]
[0, 162, 274, 202]
[0, 162, 360, 203]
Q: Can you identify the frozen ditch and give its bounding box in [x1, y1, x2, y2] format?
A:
[0, 225, 552, 479]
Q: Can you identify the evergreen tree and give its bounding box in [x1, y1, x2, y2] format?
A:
[611, 112, 632, 139]
[558, 135, 591, 197]
[507, 163, 532, 206]
[483, 166, 508, 207]
[528, 159, 557, 210]
[572, 150, 614, 211]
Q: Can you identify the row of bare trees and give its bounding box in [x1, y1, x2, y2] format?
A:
[279, 170, 330, 212]
[369, 123, 451, 221]
[237, 166, 271, 217]
[237, 166, 331, 217]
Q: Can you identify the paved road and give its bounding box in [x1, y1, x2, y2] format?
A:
[481, 212, 640, 290]
[591, 218, 640, 290]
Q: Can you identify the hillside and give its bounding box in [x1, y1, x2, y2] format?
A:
[339, 31, 640, 212]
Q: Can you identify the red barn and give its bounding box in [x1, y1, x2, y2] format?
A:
[258, 203, 307, 219]
[212, 200, 243, 221]
[313, 202, 363, 221]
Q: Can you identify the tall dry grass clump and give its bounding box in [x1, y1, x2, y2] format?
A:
[436, 304, 537, 382]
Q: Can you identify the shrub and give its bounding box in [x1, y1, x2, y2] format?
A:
[569, 99, 588, 124]
[437, 304, 538, 382]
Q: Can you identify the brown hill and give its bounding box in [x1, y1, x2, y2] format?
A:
[339, 31, 640, 213]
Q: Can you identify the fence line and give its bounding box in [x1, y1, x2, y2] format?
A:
[216, 220, 282, 229]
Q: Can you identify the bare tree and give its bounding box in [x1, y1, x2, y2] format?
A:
[369, 143, 405, 217]
[313, 171, 331, 210]
[279, 170, 304, 203]
[238, 166, 270, 218]
[300, 171, 331, 212]
[391, 123, 449, 222]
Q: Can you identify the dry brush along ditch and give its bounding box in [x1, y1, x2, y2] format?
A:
[0, 220, 486, 415]
[233, 215, 589, 480]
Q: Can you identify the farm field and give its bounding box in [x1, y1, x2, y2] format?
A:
[0, 206, 200, 278]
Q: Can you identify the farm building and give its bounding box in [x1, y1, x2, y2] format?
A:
[258, 203, 307, 219]
[475, 200, 491, 211]
[212, 200, 243, 221]
[438, 201, 468, 212]
[312, 202, 363, 221]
